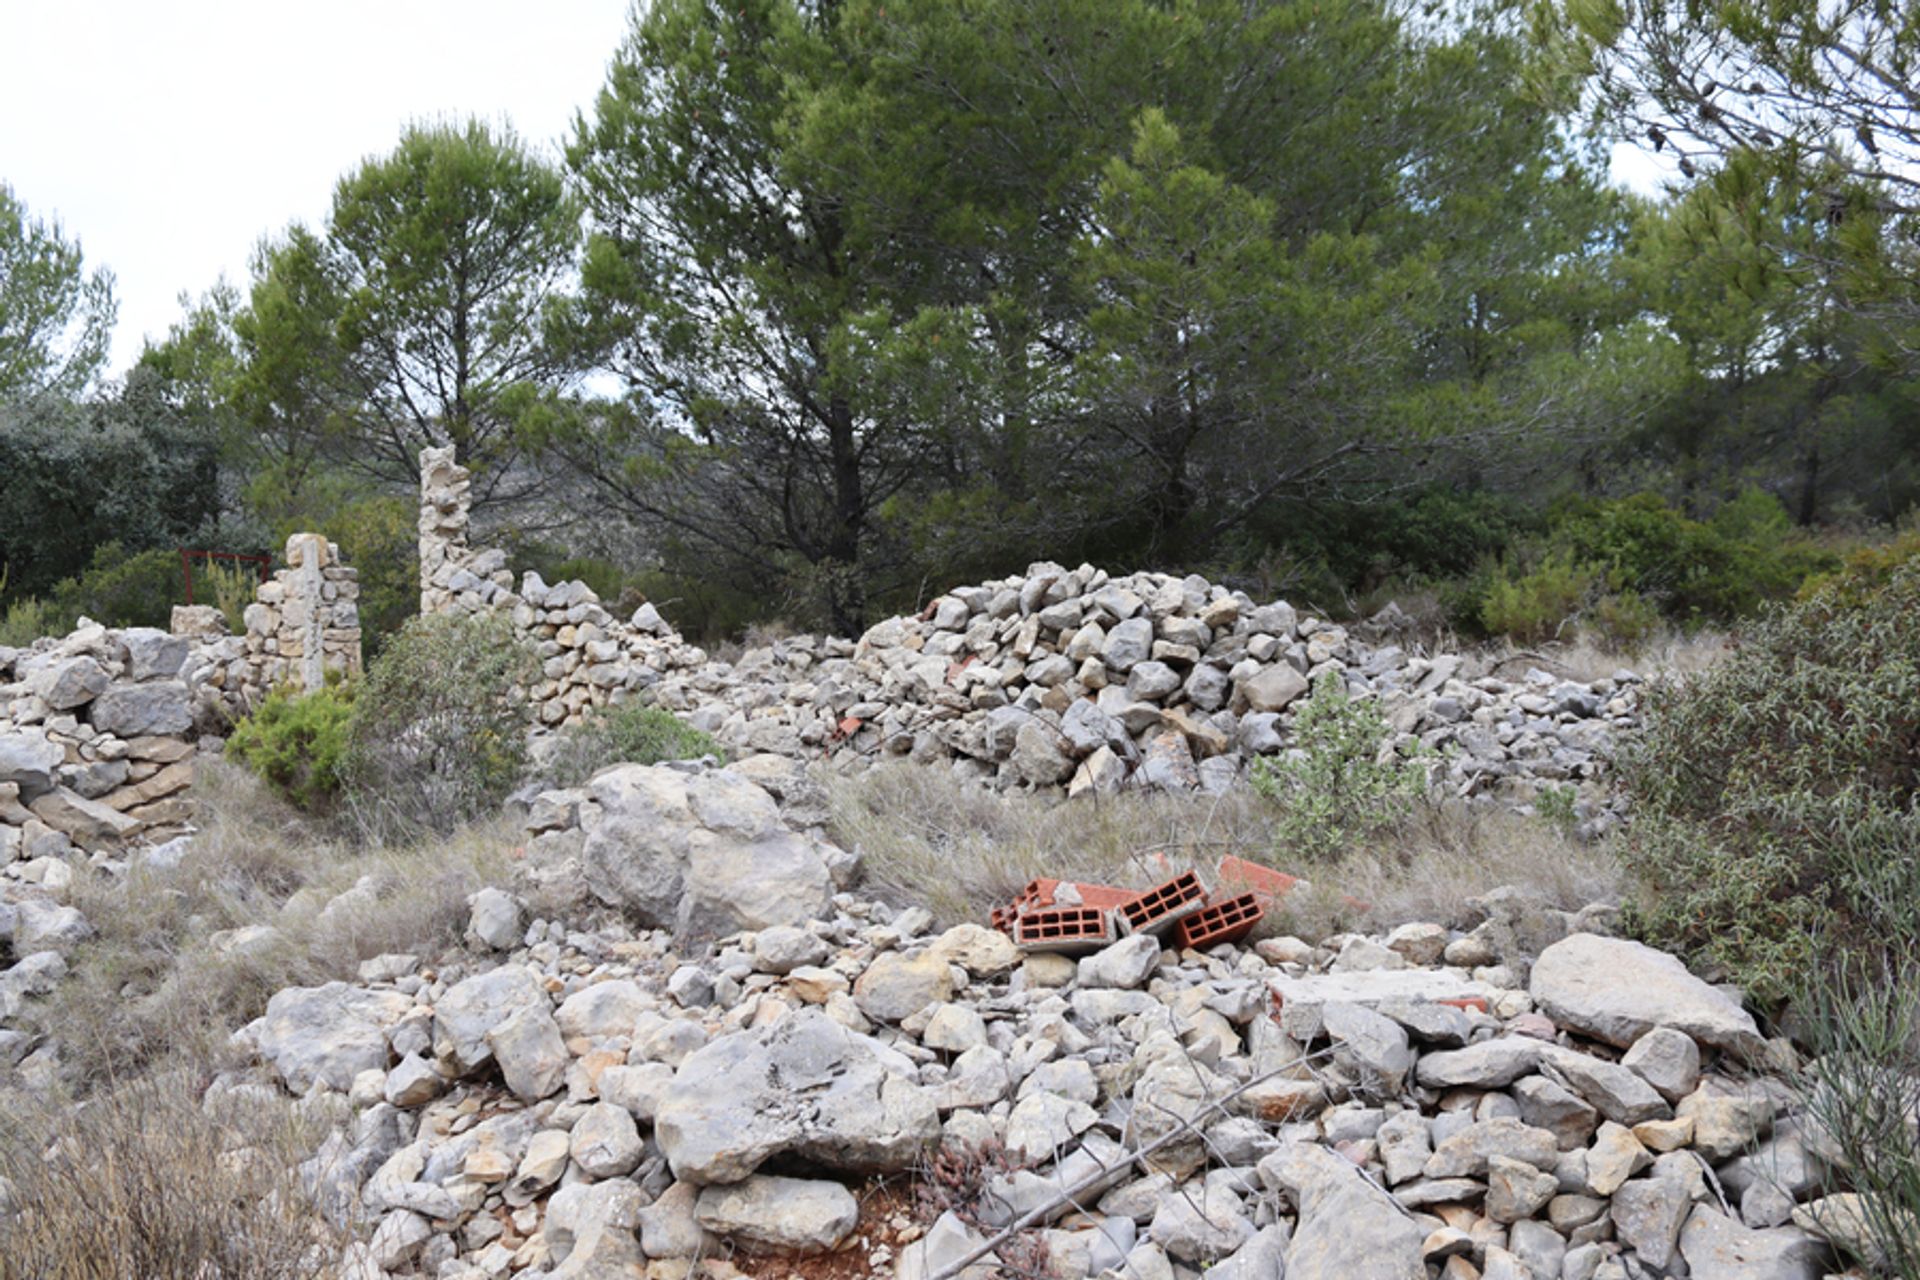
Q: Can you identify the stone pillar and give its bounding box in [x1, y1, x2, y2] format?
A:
[419, 445, 470, 615]
[287, 533, 329, 693]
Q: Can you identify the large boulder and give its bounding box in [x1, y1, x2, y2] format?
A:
[694, 1175, 860, 1255]
[1530, 934, 1765, 1056]
[88, 681, 193, 737]
[242, 982, 413, 1092]
[1259, 1142, 1424, 1280]
[579, 765, 833, 937]
[654, 1008, 940, 1184]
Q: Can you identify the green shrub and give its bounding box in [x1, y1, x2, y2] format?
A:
[342, 612, 536, 838]
[225, 680, 354, 810]
[1478, 551, 1599, 642]
[546, 700, 722, 786]
[1585, 588, 1661, 651]
[43, 542, 185, 631]
[1619, 561, 1920, 1005]
[1250, 673, 1433, 861]
[0, 594, 52, 647]
[1553, 490, 1833, 622]
[1797, 528, 1920, 609]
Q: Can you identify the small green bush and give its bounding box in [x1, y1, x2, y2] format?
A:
[1797, 528, 1920, 609]
[342, 612, 536, 838]
[1479, 551, 1598, 642]
[226, 680, 354, 810]
[44, 542, 185, 631]
[0, 594, 52, 647]
[1585, 587, 1661, 651]
[1250, 673, 1433, 861]
[546, 700, 722, 786]
[1619, 561, 1920, 1005]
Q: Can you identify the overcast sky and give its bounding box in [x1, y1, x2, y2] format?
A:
[0, 0, 632, 373]
[1, 2, 1674, 376]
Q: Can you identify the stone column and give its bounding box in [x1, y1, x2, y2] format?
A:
[286, 533, 330, 693]
[419, 445, 471, 615]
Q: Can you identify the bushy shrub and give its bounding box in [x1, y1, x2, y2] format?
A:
[1584, 587, 1661, 652]
[43, 542, 185, 631]
[225, 680, 354, 809]
[545, 700, 722, 786]
[1619, 561, 1920, 1005]
[342, 612, 536, 838]
[1250, 673, 1433, 861]
[0, 594, 52, 647]
[1478, 552, 1598, 642]
[1797, 527, 1920, 609]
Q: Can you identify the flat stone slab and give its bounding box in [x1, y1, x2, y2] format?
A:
[1271, 970, 1497, 1019]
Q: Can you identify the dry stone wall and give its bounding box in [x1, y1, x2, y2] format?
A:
[0, 533, 361, 866]
[417, 446, 709, 728]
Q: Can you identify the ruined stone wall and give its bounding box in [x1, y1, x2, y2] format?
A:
[416, 447, 707, 728]
[0, 534, 364, 866]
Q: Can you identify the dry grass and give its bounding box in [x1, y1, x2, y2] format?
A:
[0, 1069, 338, 1280]
[830, 765, 1621, 942]
[28, 758, 516, 1088]
[1475, 625, 1733, 684]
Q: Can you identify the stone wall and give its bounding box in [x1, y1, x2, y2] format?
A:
[417, 447, 708, 728]
[179, 533, 363, 720]
[0, 534, 363, 867]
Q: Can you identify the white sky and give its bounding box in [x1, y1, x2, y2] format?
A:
[0, 0, 632, 374]
[1, 2, 1673, 377]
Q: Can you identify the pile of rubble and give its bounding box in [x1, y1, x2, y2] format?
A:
[69, 759, 1863, 1280]
[644, 562, 1634, 814]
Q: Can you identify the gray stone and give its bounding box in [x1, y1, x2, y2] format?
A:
[1680, 1205, 1829, 1280]
[1259, 1142, 1424, 1280]
[0, 731, 65, 800]
[487, 1001, 569, 1101]
[581, 764, 833, 937]
[1612, 1174, 1692, 1270]
[855, 950, 954, 1023]
[88, 681, 193, 736]
[1487, 1154, 1560, 1223]
[1240, 664, 1310, 712]
[1102, 617, 1155, 672]
[1078, 935, 1161, 990]
[465, 887, 524, 951]
[1424, 1117, 1559, 1179]
[545, 1180, 649, 1278]
[1622, 1026, 1702, 1102]
[433, 965, 551, 1075]
[1322, 1000, 1414, 1097]
[243, 982, 411, 1093]
[1011, 719, 1076, 785]
[1006, 1091, 1100, 1162]
[1147, 1182, 1254, 1264]
[11, 899, 91, 951]
[1513, 1075, 1600, 1151]
[122, 627, 190, 680]
[1415, 1036, 1543, 1089]
[695, 1174, 859, 1255]
[754, 924, 831, 974]
[554, 978, 649, 1042]
[1530, 934, 1764, 1056]
[1542, 1044, 1672, 1125]
[654, 1008, 939, 1184]
[25, 655, 108, 710]
[569, 1101, 643, 1178]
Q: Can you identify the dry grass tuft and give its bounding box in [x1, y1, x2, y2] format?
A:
[33, 758, 516, 1088]
[830, 765, 1621, 942]
[1476, 626, 1733, 684]
[0, 1070, 338, 1280]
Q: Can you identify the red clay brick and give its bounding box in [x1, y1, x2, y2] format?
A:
[1012, 906, 1114, 953]
[1174, 892, 1266, 950]
[1215, 855, 1300, 907]
[1119, 871, 1209, 936]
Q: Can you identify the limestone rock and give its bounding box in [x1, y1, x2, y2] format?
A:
[654, 1008, 939, 1184]
[244, 982, 412, 1093]
[695, 1175, 859, 1255]
[1530, 934, 1764, 1056]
